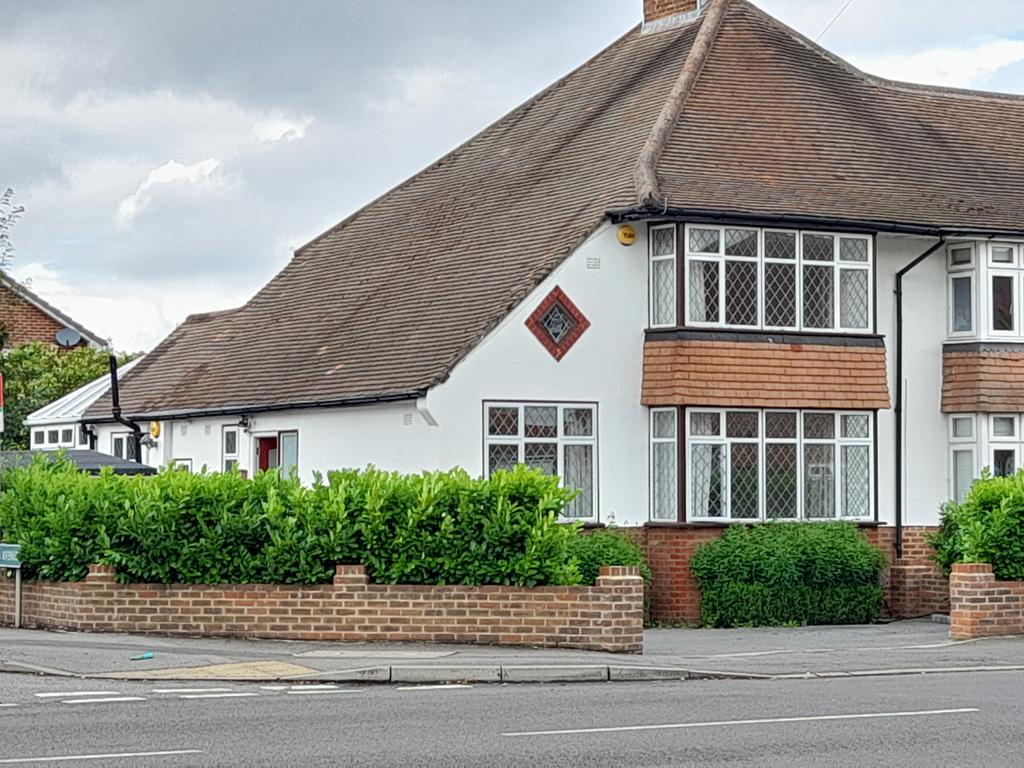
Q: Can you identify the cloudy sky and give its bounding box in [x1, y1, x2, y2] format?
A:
[3, 0, 1023, 351]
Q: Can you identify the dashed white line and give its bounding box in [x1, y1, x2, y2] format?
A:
[0, 704, 18, 709]
[260, 685, 289, 691]
[288, 685, 337, 690]
[396, 684, 474, 691]
[151, 688, 233, 694]
[178, 692, 260, 699]
[34, 691, 120, 699]
[501, 707, 981, 737]
[0, 749, 202, 764]
[61, 697, 147, 705]
[285, 689, 360, 696]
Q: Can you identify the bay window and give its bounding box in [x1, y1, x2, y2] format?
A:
[946, 242, 1024, 339]
[949, 415, 977, 503]
[682, 225, 871, 333]
[484, 402, 597, 520]
[650, 409, 678, 521]
[649, 225, 677, 327]
[681, 408, 873, 522]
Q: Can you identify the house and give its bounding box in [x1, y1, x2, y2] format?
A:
[0, 271, 105, 349]
[81, 0, 1024, 620]
[25, 357, 143, 456]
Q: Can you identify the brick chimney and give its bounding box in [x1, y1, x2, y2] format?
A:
[644, 0, 699, 23]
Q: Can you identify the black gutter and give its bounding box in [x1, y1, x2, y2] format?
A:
[608, 206, 1024, 239]
[894, 237, 945, 559]
[108, 355, 143, 463]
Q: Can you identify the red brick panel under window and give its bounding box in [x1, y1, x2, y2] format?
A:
[642, 339, 891, 409]
[942, 347, 1024, 412]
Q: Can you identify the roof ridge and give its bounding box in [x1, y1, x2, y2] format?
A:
[733, 0, 1024, 104]
[0, 269, 107, 347]
[633, 0, 732, 209]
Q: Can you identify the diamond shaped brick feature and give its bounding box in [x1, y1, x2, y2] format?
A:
[525, 286, 591, 361]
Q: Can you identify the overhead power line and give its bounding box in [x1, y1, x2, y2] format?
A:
[815, 0, 855, 43]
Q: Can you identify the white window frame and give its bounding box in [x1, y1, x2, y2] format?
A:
[32, 430, 45, 447]
[648, 224, 677, 328]
[171, 458, 193, 473]
[684, 408, 873, 522]
[483, 401, 598, 521]
[948, 414, 976, 443]
[683, 225, 872, 334]
[947, 272, 976, 337]
[948, 243, 975, 270]
[949, 446, 977, 503]
[650, 408, 678, 521]
[988, 268, 1018, 336]
[222, 426, 240, 473]
[762, 229, 799, 331]
[111, 431, 137, 461]
[987, 242, 1018, 269]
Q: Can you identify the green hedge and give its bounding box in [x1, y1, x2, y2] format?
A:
[0, 458, 581, 587]
[689, 523, 886, 627]
[930, 470, 1024, 581]
[568, 529, 653, 624]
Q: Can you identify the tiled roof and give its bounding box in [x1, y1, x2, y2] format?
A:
[942, 346, 1024, 413]
[94, 0, 1024, 419]
[0, 271, 107, 347]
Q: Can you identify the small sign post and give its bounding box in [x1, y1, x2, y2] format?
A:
[0, 544, 22, 629]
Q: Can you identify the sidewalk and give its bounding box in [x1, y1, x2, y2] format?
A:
[2, 620, 1022, 684]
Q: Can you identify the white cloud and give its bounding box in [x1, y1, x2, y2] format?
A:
[254, 112, 313, 143]
[850, 39, 1024, 89]
[115, 158, 222, 226]
[370, 67, 483, 114]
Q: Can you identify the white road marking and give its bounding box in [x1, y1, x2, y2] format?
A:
[502, 707, 981, 737]
[285, 689, 360, 696]
[152, 687, 233, 694]
[288, 685, 337, 690]
[0, 749, 202, 764]
[178, 692, 259, 699]
[396, 684, 474, 691]
[34, 692, 120, 699]
[61, 697, 146, 705]
[260, 685, 289, 691]
[0, 704, 18, 708]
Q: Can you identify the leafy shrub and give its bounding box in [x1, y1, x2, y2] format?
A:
[689, 523, 885, 627]
[930, 470, 1024, 580]
[568, 530, 652, 586]
[0, 458, 581, 587]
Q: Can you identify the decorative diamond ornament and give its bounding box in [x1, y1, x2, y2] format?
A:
[525, 286, 590, 361]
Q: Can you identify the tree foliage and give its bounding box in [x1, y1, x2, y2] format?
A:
[0, 343, 132, 450]
[0, 187, 23, 270]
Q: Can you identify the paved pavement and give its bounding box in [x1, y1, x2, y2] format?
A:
[2, 619, 1023, 683]
[0, 667, 1021, 766]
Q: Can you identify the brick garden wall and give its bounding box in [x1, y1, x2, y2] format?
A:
[625, 525, 946, 624]
[949, 562, 1024, 640]
[0, 564, 644, 653]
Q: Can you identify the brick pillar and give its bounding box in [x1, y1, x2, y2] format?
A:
[85, 564, 117, 584]
[948, 562, 1024, 640]
[333, 564, 368, 587]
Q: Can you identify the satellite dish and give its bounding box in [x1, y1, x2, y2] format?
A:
[55, 327, 82, 347]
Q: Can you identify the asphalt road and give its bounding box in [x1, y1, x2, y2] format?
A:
[0, 671, 1021, 766]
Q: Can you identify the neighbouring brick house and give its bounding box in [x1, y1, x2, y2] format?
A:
[0, 271, 104, 350]
[77, 0, 1024, 620]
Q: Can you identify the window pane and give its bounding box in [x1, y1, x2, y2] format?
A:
[525, 442, 557, 475]
[563, 407, 593, 437]
[224, 430, 237, 455]
[803, 412, 835, 439]
[841, 414, 870, 439]
[730, 443, 760, 519]
[524, 406, 557, 438]
[992, 245, 1014, 264]
[488, 443, 519, 474]
[765, 411, 797, 439]
[953, 450, 974, 503]
[126, 438, 138, 462]
[33, 431, 44, 445]
[652, 442, 677, 520]
[802, 264, 834, 328]
[724, 228, 757, 257]
[652, 410, 676, 439]
[113, 437, 124, 459]
[839, 269, 869, 328]
[279, 432, 298, 474]
[764, 262, 797, 327]
[841, 445, 870, 518]
[688, 261, 720, 322]
[651, 258, 676, 325]
[804, 444, 836, 518]
[562, 444, 594, 518]
[993, 449, 1016, 478]
[726, 411, 759, 438]
[803, 234, 834, 261]
[951, 276, 973, 333]
[992, 275, 1014, 331]
[951, 417, 973, 439]
[48, 429, 59, 443]
[690, 412, 720, 436]
[993, 416, 1015, 438]
[764, 231, 796, 260]
[725, 260, 758, 326]
[689, 227, 720, 254]
[651, 227, 675, 257]
[950, 246, 972, 266]
[488, 406, 519, 437]
[839, 237, 868, 262]
[61, 428, 73, 443]
[766, 443, 798, 518]
[690, 444, 724, 517]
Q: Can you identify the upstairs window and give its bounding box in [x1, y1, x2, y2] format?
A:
[649, 225, 677, 327]
[946, 242, 1024, 339]
[683, 225, 871, 333]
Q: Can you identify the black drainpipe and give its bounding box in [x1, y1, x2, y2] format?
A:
[894, 237, 945, 559]
[108, 355, 143, 463]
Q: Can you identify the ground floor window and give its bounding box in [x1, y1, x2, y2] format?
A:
[255, 431, 299, 475]
[111, 432, 138, 461]
[483, 402, 597, 520]
[673, 408, 873, 522]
